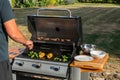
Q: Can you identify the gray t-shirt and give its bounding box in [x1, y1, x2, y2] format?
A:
[0, 0, 14, 61]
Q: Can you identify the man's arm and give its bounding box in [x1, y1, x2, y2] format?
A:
[4, 19, 33, 50]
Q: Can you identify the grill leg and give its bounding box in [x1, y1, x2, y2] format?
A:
[12, 73, 16, 80]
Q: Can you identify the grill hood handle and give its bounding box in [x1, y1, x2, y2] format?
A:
[36, 8, 72, 17]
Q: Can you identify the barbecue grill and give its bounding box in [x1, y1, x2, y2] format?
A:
[12, 8, 83, 80]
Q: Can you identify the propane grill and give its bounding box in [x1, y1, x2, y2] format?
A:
[12, 8, 82, 80]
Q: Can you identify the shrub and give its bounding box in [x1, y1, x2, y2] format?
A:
[11, 0, 16, 7]
[11, 0, 71, 8]
[14, 0, 40, 8]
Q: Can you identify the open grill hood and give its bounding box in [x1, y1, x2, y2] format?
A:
[27, 14, 82, 46]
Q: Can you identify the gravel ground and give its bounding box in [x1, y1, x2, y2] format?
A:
[89, 62, 120, 80]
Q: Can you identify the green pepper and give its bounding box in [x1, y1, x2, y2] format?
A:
[63, 58, 68, 62]
[59, 58, 62, 62]
[34, 52, 39, 58]
[31, 54, 35, 58]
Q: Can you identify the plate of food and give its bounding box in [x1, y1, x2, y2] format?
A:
[74, 55, 94, 61]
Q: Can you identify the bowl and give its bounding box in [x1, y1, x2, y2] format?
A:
[80, 44, 96, 55]
[90, 50, 106, 58]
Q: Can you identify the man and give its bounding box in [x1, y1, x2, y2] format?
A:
[0, 0, 33, 80]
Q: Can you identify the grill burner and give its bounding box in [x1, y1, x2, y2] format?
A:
[12, 8, 82, 80]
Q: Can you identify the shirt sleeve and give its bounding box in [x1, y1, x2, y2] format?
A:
[1, 0, 15, 22]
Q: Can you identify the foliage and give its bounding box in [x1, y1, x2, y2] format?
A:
[11, 0, 16, 7]
[14, 0, 40, 8]
[12, 0, 69, 8]
[113, 0, 120, 3]
[78, 0, 120, 3]
[11, 0, 120, 8]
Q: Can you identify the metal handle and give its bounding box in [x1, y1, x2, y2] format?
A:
[10, 58, 15, 65]
[50, 66, 60, 71]
[15, 61, 24, 66]
[37, 8, 72, 17]
[32, 64, 41, 69]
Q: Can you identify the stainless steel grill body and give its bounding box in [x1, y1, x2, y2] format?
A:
[12, 57, 69, 78]
[12, 8, 83, 79]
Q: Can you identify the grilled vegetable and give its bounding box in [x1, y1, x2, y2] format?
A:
[53, 55, 69, 62]
[34, 52, 39, 58]
[62, 55, 69, 62]
[47, 53, 53, 59]
[28, 51, 38, 59]
[39, 51, 45, 58]
[53, 57, 62, 61]
[31, 54, 35, 58]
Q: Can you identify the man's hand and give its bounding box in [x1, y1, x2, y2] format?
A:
[9, 54, 16, 59]
[25, 40, 33, 50]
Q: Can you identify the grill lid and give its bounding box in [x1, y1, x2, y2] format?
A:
[27, 8, 82, 45]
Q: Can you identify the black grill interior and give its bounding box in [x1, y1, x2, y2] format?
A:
[19, 42, 74, 63]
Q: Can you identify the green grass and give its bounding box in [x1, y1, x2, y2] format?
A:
[9, 3, 120, 61]
[83, 30, 120, 58]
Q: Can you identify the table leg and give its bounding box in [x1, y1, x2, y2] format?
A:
[70, 67, 81, 80]
[81, 72, 89, 80]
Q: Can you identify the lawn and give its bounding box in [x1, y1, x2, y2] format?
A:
[9, 3, 120, 71]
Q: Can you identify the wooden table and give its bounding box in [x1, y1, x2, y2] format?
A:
[69, 54, 109, 80]
[70, 54, 109, 72]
